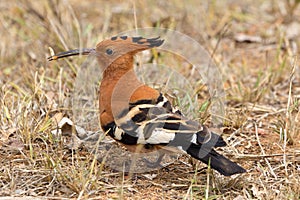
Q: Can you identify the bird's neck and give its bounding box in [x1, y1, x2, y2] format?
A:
[99, 54, 144, 121]
[101, 54, 140, 89]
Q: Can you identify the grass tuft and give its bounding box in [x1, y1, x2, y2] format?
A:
[1, 0, 300, 199]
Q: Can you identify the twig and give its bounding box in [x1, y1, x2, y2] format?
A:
[284, 56, 296, 175]
[77, 130, 104, 200]
[234, 152, 300, 159]
[254, 123, 277, 179]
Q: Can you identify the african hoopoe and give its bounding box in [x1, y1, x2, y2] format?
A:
[48, 36, 246, 176]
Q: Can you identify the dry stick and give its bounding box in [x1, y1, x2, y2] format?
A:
[77, 131, 104, 200]
[235, 152, 300, 159]
[68, 4, 83, 58]
[47, 15, 68, 50]
[205, 160, 211, 200]
[210, 22, 231, 59]
[254, 123, 277, 179]
[132, 0, 138, 35]
[282, 126, 288, 177]
[119, 163, 125, 200]
[131, 0, 144, 87]
[294, 110, 300, 139]
[184, 164, 201, 200]
[284, 56, 297, 176]
[59, 67, 63, 110]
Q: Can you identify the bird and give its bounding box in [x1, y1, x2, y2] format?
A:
[48, 36, 246, 176]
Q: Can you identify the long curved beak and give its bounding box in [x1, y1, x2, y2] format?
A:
[48, 48, 95, 61]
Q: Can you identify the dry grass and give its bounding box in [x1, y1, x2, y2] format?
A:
[1, 0, 300, 199]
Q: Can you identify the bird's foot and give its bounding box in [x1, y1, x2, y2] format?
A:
[142, 153, 165, 168]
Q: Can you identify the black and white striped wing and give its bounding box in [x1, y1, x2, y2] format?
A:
[114, 93, 226, 149]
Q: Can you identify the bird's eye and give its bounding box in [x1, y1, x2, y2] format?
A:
[106, 48, 113, 55]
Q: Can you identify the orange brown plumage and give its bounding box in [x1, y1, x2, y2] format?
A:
[48, 36, 246, 176]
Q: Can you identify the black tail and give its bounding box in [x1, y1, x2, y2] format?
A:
[196, 126, 227, 148]
[186, 143, 246, 176]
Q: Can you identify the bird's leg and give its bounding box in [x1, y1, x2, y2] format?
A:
[143, 152, 165, 168]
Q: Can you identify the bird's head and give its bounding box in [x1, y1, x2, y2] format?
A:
[48, 36, 164, 69]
